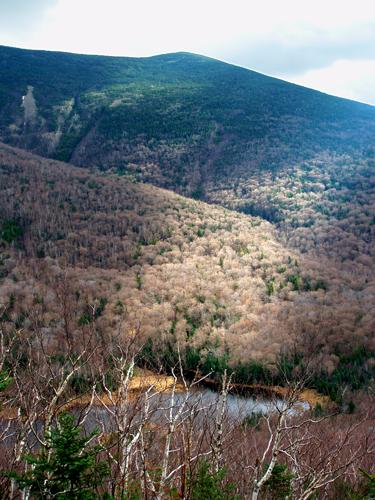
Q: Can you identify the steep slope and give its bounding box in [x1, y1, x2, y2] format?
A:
[1, 45, 375, 199]
[207, 152, 375, 268]
[1, 143, 374, 396]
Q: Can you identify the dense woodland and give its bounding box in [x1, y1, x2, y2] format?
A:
[1, 143, 374, 398]
[1, 46, 375, 198]
[207, 152, 375, 264]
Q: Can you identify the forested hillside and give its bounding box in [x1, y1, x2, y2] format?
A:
[1, 143, 374, 400]
[208, 152, 375, 265]
[1, 45, 375, 199]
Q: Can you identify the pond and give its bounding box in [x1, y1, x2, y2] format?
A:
[0, 386, 310, 447]
[154, 386, 309, 420]
[84, 386, 309, 433]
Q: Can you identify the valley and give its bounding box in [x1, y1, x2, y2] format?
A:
[0, 142, 373, 401]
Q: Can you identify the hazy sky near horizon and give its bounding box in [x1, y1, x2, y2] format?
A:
[1, 0, 375, 105]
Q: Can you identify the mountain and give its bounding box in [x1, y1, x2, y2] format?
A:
[1, 45, 375, 499]
[0, 143, 374, 398]
[1, 45, 375, 200]
[0, 46, 374, 396]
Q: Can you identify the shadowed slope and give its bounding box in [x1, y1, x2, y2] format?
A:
[1, 45, 374, 198]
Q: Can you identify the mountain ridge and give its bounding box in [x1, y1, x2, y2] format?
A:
[1, 44, 374, 108]
[1, 44, 374, 201]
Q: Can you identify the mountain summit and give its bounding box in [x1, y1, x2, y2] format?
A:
[1, 45, 374, 198]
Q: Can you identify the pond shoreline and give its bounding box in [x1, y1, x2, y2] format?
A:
[0, 371, 332, 420]
[200, 377, 332, 409]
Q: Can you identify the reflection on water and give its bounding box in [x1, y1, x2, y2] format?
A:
[0, 387, 310, 441]
[155, 387, 309, 420]
[86, 387, 309, 432]
[158, 387, 284, 419]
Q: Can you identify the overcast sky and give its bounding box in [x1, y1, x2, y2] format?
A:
[1, 0, 375, 105]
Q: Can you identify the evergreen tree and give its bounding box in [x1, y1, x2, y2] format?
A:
[360, 469, 375, 500]
[189, 460, 238, 500]
[263, 462, 293, 499]
[13, 413, 108, 499]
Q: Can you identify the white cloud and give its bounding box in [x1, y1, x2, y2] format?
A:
[22, 0, 375, 57]
[288, 59, 375, 105]
[0, 0, 57, 40]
